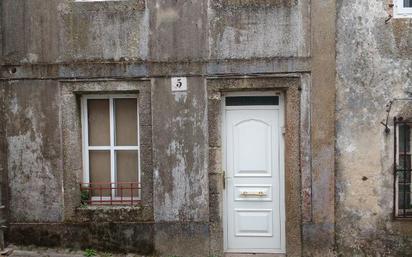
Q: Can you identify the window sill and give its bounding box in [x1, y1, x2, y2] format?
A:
[69, 0, 145, 11]
[393, 13, 412, 18]
[78, 205, 142, 210]
[394, 216, 412, 221]
[210, 0, 298, 9]
[71, 204, 153, 223]
[393, 9, 412, 18]
[75, 0, 127, 2]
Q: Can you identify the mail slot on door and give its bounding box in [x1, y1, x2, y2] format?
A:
[235, 185, 272, 201]
[240, 191, 267, 197]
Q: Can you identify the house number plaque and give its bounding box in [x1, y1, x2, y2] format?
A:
[171, 77, 187, 92]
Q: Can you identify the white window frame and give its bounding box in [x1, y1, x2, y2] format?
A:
[394, 0, 412, 18]
[81, 94, 141, 201]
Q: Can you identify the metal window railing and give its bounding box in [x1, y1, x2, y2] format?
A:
[394, 117, 412, 218]
[80, 182, 141, 205]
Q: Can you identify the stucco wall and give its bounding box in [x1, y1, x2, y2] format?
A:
[0, 0, 337, 256]
[336, 0, 412, 256]
[0, 0, 310, 65]
[152, 77, 209, 222]
[4, 81, 63, 223]
[208, 0, 310, 59]
[1, 0, 148, 64]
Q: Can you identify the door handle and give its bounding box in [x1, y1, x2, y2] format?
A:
[240, 191, 266, 197]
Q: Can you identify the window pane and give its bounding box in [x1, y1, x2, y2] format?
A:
[399, 124, 410, 153]
[399, 184, 411, 209]
[88, 99, 110, 146]
[404, 0, 412, 7]
[398, 171, 412, 187]
[116, 150, 139, 197]
[89, 151, 111, 196]
[226, 96, 279, 106]
[115, 98, 138, 146]
[399, 154, 411, 171]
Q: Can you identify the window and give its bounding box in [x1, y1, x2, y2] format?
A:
[394, 0, 412, 18]
[81, 95, 141, 205]
[225, 96, 279, 106]
[394, 117, 412, 217]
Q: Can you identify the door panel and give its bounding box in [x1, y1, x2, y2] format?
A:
[225, 107, 284, 253]
[234, 119, 272, 177]
[235, 209, 273, 237]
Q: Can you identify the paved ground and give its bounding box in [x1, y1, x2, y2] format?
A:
[2, 245, 147, 257]
[9, 250, 83, 257]
[2, 247, 286, 257]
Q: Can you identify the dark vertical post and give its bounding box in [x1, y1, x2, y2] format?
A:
[403, 123, 407, 217]
[120, 184, 123, 204]
[131, 183, 133, 205]
[110, 183, 113, 205]
[100, 184, 103, 204]
[394, 117, 397, 218]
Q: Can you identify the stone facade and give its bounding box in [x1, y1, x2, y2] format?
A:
[336, 1, 412, 256]
[0, 0, 348, 256]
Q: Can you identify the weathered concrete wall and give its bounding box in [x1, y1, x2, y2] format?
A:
[1, 0, 310, 64]
[59, 1, 148, 62]
[8, 223, 154, 254]
[4, 81, 63, 223]
[0, 82, 7, 227]
[0, 0, 338, 256]
[209, 0, 310, 59]
[336, 0, 412, 256]
[2, 0, 148, 64]
[1, 1, 60, 64]
[0, 1, 3, 62]
[303, 0, 337, 256]
[152, 77, 209, 223]
[149, 0, 207, 61]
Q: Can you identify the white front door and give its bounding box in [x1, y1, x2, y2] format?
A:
[224, 93, 285, 254]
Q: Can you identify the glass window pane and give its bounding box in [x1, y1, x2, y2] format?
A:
[398, 170, 412, 184]
[89, 151, 111, 196]
[88, 99, 110, 146]
[116, 150, 139, 197]
[115, 98, 138, 146]
[399, 155, 411, 171]
[399, 185, 411, 210]
[404, 0, 412, 7]
[226, 96, 279, 106]
[399, 124, 410, 153]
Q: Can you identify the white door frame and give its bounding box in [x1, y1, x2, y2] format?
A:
[222, 91, 286, 254]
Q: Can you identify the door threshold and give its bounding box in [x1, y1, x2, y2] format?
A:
[225, 253, 285, 257]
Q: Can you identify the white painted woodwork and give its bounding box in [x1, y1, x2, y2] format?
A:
[81, 94, 141, 200]
[224, 93, 285, 254]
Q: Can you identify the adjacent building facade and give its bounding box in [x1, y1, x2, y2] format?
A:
[0, 0, 411, 256]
